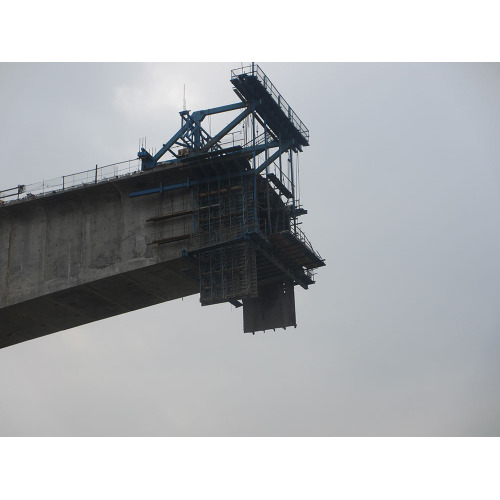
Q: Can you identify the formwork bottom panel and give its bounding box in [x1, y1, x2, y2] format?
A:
[242, 279, 296, 333]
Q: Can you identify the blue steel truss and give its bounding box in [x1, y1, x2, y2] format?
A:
[132, 64, 325, 326]
[136, 63, 310, 232]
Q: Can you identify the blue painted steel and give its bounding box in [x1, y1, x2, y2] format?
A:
[134, 63, 310, 244]
[129, 180, 190, 197]
[201, 105, 253, 152]
[127, 64, 324, 324]
[196, 101, 247, 117]
[138, 64, 308, 174]
[255, 139, 294, 174]
[139, 101, 251, 170]
[129, 171, 256, 198]
[230, 64, 309, 146]
[289, 150, 296, 233]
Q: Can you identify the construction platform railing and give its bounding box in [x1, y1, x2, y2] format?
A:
[0, 159, 141, 204]
[231, 64, 310, 143]
[293, 225, 323, 262]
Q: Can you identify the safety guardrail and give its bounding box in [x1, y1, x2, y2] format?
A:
[293, 225, 324, 262]
[231, 64, 309, 143]
[0, 159, 141, 204]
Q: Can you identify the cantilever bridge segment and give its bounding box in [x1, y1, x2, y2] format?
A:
[0, 64, 325, 349]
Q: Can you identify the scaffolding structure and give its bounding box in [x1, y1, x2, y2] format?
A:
[131, 63, 325, 333]
[196, 173, 258, 306]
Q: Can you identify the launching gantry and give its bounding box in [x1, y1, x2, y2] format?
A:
[0, 64, 325, 349]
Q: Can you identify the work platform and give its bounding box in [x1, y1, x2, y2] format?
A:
[231, 64, 310, 149]
[0, 64, 325, 349]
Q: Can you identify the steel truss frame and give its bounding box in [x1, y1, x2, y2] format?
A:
[132, 64, 324, 326]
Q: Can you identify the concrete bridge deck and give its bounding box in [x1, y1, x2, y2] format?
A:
[0, 163, 204, 348]
[0, 64, 326, 349]
[1, 153, 324, 349]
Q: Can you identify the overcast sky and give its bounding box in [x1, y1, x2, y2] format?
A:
[0, 62, 499, 438]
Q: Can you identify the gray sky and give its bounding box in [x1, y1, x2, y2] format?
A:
[1, 62, 499, 438]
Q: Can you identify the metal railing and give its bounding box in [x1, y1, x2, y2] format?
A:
[0, 159, 141, 204]
[293, 224, 324, 262]
[231, 63, 309, 142]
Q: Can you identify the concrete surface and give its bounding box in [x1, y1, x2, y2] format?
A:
[0, 166, 199, 348]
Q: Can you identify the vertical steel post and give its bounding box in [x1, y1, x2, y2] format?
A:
[252, 110, 257, 231]
[264, 114, 272, 235]
[191, 188, 195, 233]
[289, 150, 296, 234]
[279, 133, 283, 183]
